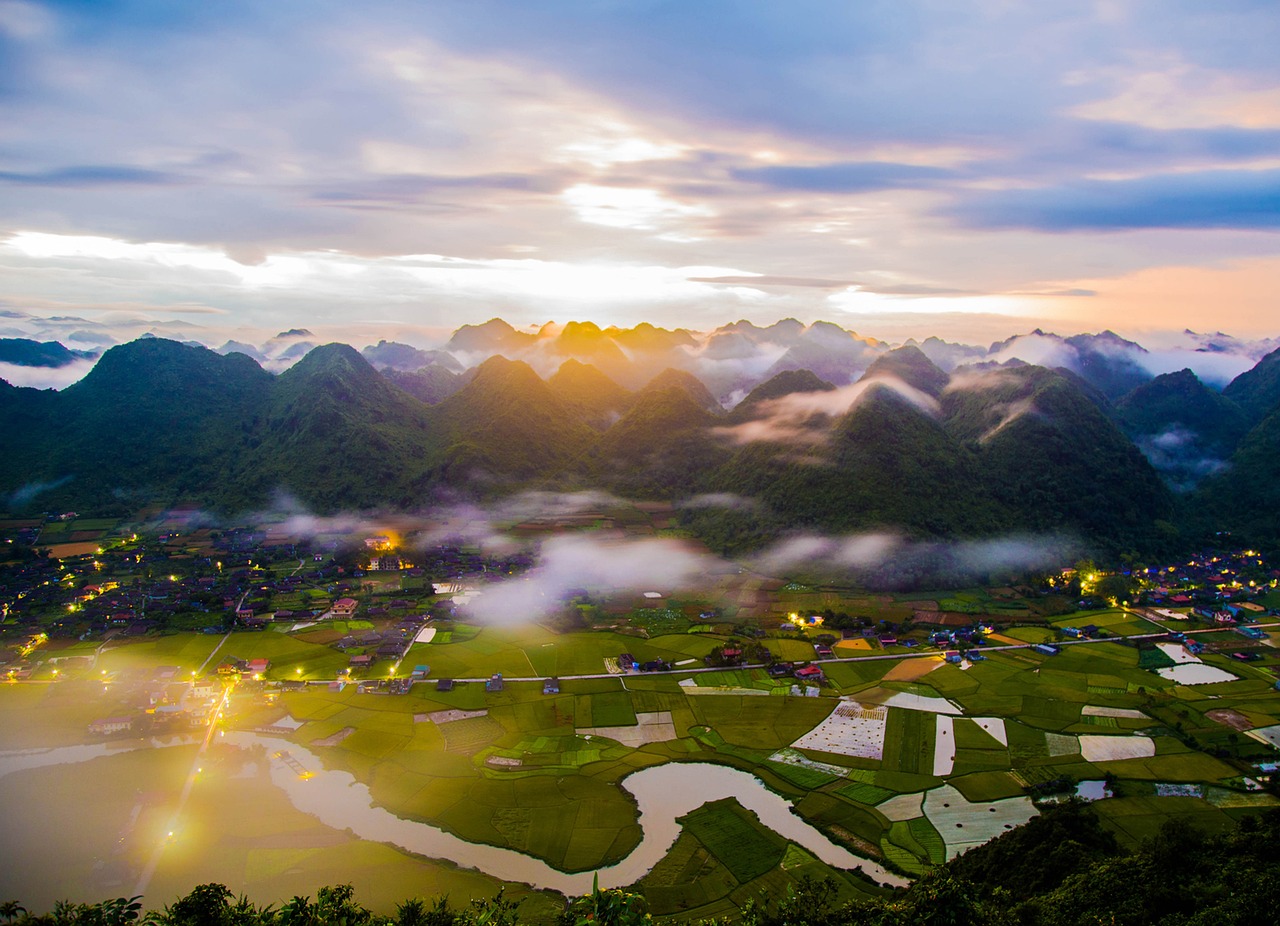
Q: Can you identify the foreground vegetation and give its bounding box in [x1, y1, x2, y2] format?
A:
[5, 804, 1278, 925]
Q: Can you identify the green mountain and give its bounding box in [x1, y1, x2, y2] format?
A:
[236, 343, 442, 510]
[860, 344, 950, 397]
[1115, 369, 1250, 449]
[0, 337, 96, 367]
[547, 358, 633, 430]
[637, 368, 722, 413]
[949, 365, 1174, 551]
[0, 338, 1192, 558]
[380, 365, 464, 405]
[717, 383, 999, 537]
[578, 384, 726, 497]
[430, 356, 598, 488]
[1113, 369, 1251, 490]
[1223, 345, 1280, 423]
[727, 369, 834, 423]
[4, 338, 272, 510]
[1195, 406, 1280, 552]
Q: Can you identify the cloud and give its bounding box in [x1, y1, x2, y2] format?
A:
[0, 357, 95, 389]
[6, 475, 72, 509]
[750, 530, 1078, 590]
[460, 533, 718, 624]
[1134, 426, 1230, 492]
[0, 165, 182, 187]
[713, 375, 941, 446]
[977, 398, 1038, 444]
[1134, 348, 1254, 386]
[676, 493, 761, 512]
[943, 368, 1023, 393]
[3, 2, 1280, 340]
[732, 161, 955, 192]
[949, 168, 1280, 231]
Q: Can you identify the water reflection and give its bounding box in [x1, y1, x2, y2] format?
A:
[228, 733, 904, 892]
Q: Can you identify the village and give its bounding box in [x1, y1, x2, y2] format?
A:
[3, 509, 1280, 741]
[4, 507, 1280, 917]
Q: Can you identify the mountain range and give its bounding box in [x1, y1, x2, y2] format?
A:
[5, 320, 1279, 558]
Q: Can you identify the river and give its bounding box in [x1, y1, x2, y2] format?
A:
[228, 733, 902, 892]
[0, 733, 904, 896]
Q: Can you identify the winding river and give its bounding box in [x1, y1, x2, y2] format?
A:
[0, 734, 904, 895]
[227, 733, 903, 892]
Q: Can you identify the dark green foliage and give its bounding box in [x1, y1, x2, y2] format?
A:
[565, 878, 648, 926]
[947, 365, 1174, 554]
[945, 801, 1118, 900]
[0, 338, 95, 368]
[578, 385, 727, 498]
[1223, 345, 1280, 424]
[1114, 370, 1251, 489]
[430, 356, 598, 488]
[547, 360, 633, 431]
[1194, 405, 1280, 553]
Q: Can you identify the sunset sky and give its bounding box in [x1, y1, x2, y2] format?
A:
[1, 0, 1277, 348]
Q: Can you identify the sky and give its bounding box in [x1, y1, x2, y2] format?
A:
[0, 0, 1278, 350]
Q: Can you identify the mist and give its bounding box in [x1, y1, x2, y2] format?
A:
[460, 533, 719, 624]
[750, 530, 1079, 591]
[714, 375, 940, 447]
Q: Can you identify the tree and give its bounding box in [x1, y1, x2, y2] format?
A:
[565, 877, 647, 926]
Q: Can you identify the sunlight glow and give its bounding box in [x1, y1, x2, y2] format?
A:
[561, 184, 713, 231]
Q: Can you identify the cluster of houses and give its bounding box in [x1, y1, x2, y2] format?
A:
[1141, 549, 1279, 610]
[87, 666, 224, 737]
[337, 616, 426, 671]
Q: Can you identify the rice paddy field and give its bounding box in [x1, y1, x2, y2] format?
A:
[3, 608, 1279, 920]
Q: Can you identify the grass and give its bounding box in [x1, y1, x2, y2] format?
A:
[882, 708, 934, 776]
[836, 783, 896, 805]
[638, 832, 740, 916]
[679, 799, 785, 883]
[11, 609, 1280, 913]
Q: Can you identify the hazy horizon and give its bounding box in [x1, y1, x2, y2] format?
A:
[1, 1, 1277, 345]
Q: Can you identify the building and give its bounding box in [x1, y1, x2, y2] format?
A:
[794, 664, 824, 683]
[88, 717, 133, 735]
